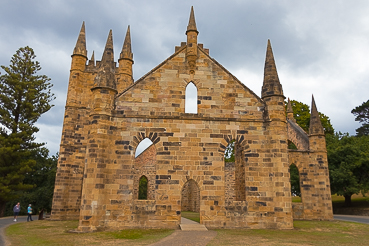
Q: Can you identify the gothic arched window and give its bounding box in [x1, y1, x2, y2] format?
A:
[135, 138, 153, 158]
[185, 82, 197, 114]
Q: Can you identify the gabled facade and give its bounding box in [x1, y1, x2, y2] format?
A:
[51, 7, 333, 232]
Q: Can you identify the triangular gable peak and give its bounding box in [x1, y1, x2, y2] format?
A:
[115, 42, 265, 120]
[115, 8, 265, 121]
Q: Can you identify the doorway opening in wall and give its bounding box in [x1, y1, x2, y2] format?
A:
[181, 179, 200, 223]
[290, 163, 302, 202]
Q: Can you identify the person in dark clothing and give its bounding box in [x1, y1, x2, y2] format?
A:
[13, 202, 20, 222]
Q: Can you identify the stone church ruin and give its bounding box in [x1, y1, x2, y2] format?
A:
[51, 7, 333, 232]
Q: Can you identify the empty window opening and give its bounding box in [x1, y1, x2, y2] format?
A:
[288, 140, 298, 150]
[185, 82, 197, 114]
[224, 140, 245, 201]
[290, 164, 301, 198]
[138, 176, 148, 200]
[135, 138, 153, 158]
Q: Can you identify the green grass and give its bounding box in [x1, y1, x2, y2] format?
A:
[292, 196, 302, 202]
[6, 217, 369, 246]
[208, 220, 369, 245]
[181, 211, 200, 223]
[6, 220, 174, 246]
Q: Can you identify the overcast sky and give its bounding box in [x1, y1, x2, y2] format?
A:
[1, 1, 368, 156]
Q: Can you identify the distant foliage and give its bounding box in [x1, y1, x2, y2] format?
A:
[289, 164, 301, 197]
[351, 99, 369, 136]
[327, 133, 369, 206]
[4, 148, 58, 216]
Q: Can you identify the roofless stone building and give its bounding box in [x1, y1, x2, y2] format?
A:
[51, 7, 333, 232]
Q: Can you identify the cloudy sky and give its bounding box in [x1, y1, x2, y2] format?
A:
[1, 1, 368, 156]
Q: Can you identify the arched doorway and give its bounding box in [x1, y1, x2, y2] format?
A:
[181, 179, 200, 213]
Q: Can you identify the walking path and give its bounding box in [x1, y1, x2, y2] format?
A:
[149, 218, 217, 246]
[0, 216, 27, 246]
[334, 214, 369, 224]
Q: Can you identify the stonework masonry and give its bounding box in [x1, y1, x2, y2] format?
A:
[51, 7, 333, 232]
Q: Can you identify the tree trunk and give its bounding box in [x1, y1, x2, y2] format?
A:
[344, 194, 352, 207]
[0, 201, 6, 217]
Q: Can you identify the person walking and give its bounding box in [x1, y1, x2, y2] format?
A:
[13, 203, 20, 222]
[27, 204, 33, 222]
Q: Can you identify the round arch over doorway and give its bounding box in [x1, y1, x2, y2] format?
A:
[181, 179, 200, 213]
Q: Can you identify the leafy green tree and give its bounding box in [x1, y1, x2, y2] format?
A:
[4, 148, 57, 216]
[285, 100, 334, 135]
[327, 133, 369, 206]
[351, 100, 369, 136]
[0, 47, 55, 216]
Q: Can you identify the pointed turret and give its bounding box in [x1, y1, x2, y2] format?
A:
[91, 51, 95, 62]
[93, 30, 116, 90]
[88, 51, 95, 66]
[73, 22, 87, 58]
[119, 26, 133, 62]
[100, 30, 115, 68]
[287, 98, 295, 121]
[117, 26, 134, 92]
[186, 6, 198, 35]
[186, 6, 198, 71]
[262, 40, 283, 99]
[309, 95, 324, 136]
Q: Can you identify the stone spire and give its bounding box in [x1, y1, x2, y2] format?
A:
[186, 6, 198, 71]
[119, 25, 133, 62]
[91, 50, 95, 62]
[100, 30, 114, 68]
[287, 98, 295, 121]
[93, 30, 116, 89]
[309, 95, 324, 135]
[261, 40, 283, 99]
[186, 6, 198, 35]
[117, 25, 134, 92]
[88, 50, 95, 66]
[73, 21, 87, 58]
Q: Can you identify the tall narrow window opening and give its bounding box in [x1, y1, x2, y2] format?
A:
[138, 175, 148, 200]
[185, 82, 197, 114]
[290, 164, 301, 197]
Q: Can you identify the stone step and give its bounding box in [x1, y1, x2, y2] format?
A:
[180, 224, 208, 231]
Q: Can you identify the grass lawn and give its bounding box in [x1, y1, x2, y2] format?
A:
[6, 219, 369, 246]
[208, 220, 369, 246]
[181, 211, 200, 223]
[6, 220, 174, 246]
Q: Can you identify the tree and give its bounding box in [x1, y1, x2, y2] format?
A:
[0, 46, 55, 216]
[4, 148, 58, 216]
[327, 133, 369, 206]
[351, 99, 369, 136]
